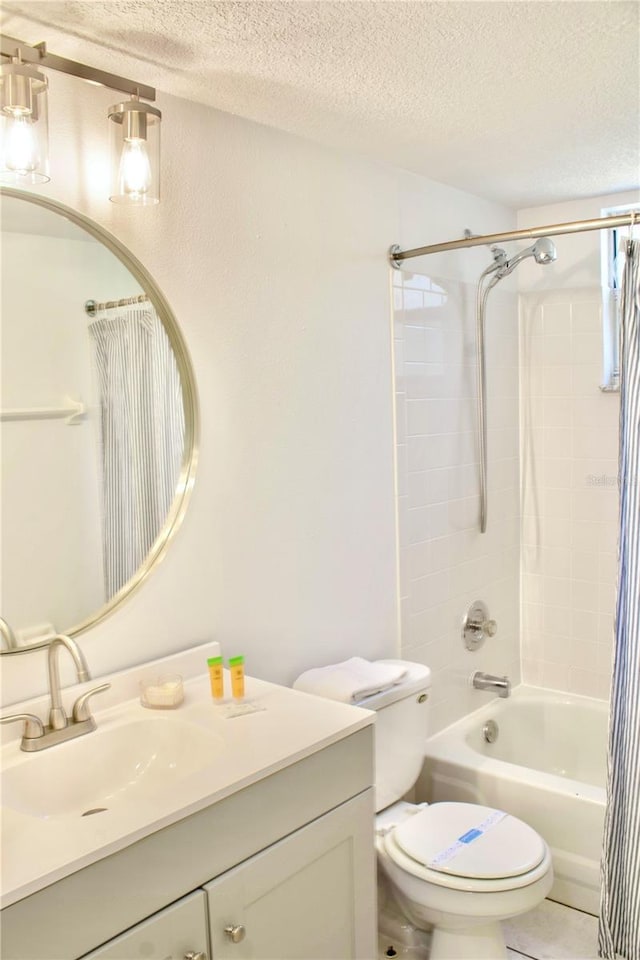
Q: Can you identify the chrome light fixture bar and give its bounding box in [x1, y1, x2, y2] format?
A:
[0, 34, 160, 203]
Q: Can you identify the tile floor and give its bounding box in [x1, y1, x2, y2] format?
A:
[378, 899, 599, 960]
[505, 899, 599, 960]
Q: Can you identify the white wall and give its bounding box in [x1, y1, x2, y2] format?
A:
[0, 72, 514, 706]
[518, 191, 639, 698]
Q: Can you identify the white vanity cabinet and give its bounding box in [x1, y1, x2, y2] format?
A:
[1, 727, 376, 960]
[82, 791, 372, 960]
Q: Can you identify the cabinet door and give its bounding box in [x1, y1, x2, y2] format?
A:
[80, 890, 208, 960]
[204, 789, 376, 960]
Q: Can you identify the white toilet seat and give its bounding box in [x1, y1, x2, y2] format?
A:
[383, 802, 551, 894]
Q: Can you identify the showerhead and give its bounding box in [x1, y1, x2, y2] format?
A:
[498, 237, 557, 276]
[531, 237, 557, 264]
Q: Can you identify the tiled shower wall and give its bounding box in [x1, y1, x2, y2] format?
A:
[394, 270, 521, 734]
[520, 288, 618, 699]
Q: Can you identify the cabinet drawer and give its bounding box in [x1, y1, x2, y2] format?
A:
[80, 890, 208, 960]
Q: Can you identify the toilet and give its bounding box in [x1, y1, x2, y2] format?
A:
[360, 661, 553, 960]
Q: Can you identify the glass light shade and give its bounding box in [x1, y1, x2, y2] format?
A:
[108, 98, 160, 205]
[0, 62, 50, 184]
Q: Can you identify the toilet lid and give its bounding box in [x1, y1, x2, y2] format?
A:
[392, 802, 546, 880]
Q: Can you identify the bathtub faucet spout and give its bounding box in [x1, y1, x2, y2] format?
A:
[472, 671, 511, 698]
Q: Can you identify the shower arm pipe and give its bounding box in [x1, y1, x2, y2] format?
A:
[390, 212, 637, 265]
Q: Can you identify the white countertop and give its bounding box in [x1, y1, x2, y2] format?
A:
[0, 643, 374, 909]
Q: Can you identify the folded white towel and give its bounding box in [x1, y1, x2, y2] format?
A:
[293, 657, 408, 704]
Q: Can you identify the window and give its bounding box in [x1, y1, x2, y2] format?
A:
[601, 203, 639, 391]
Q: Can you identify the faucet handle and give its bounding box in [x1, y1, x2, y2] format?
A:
[462, 600, 497, 650]
[72, 683, 111, 722]
[0, 713, 45, 740]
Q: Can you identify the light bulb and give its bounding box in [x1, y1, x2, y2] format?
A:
[109, 98, 160, 204]
[117, 138, 152, 199]
[3, 113, 38, 173]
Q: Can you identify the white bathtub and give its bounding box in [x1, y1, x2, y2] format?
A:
[419, 685, 608, 915]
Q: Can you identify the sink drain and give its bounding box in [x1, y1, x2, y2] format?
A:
[81, 807, 108, 817]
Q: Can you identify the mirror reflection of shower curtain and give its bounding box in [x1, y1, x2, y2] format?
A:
[89, 304, 185, 600]
[599, 236, 640, 960]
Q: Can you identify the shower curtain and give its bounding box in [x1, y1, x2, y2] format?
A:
[89, 303, 185, 600]
[599, 237, 640, 959]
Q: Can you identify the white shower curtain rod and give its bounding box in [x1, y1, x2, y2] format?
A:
[389, 210, 639, 266]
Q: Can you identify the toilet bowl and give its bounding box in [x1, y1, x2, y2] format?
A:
[376, 800, 553, 959]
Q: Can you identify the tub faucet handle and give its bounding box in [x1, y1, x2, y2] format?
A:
[463, 600, 497, 650]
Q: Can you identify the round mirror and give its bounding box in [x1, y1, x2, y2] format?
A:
[0, 188, 198, 651]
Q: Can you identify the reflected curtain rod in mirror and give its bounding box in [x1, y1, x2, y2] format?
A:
[0, 187, 199, 656]
[85, 294, 150, 317]
[0, 34, 161, 203]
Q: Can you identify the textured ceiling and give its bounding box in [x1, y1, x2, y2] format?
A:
[2, 1, 639, 208]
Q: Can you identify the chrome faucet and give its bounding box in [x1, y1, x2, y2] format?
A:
[472, 671, 511, 698]
[0, 635, 110, 752]
[47, 634, 91, 730]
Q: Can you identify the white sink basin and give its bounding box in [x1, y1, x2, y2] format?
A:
[2, 716, 224, 819]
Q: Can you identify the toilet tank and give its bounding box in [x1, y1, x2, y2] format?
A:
[356, 661, 431, 812]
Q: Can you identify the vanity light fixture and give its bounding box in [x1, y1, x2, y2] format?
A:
[108, 94, 161, 205]
[0, 52, 49, 184]
[0, 34, 161, 204]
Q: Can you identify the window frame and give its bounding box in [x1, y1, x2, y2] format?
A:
[600, 203, 638, 392]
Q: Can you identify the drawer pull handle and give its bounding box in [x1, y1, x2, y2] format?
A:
[184, 951, 207, 960]
[224, 924, 246, 943]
